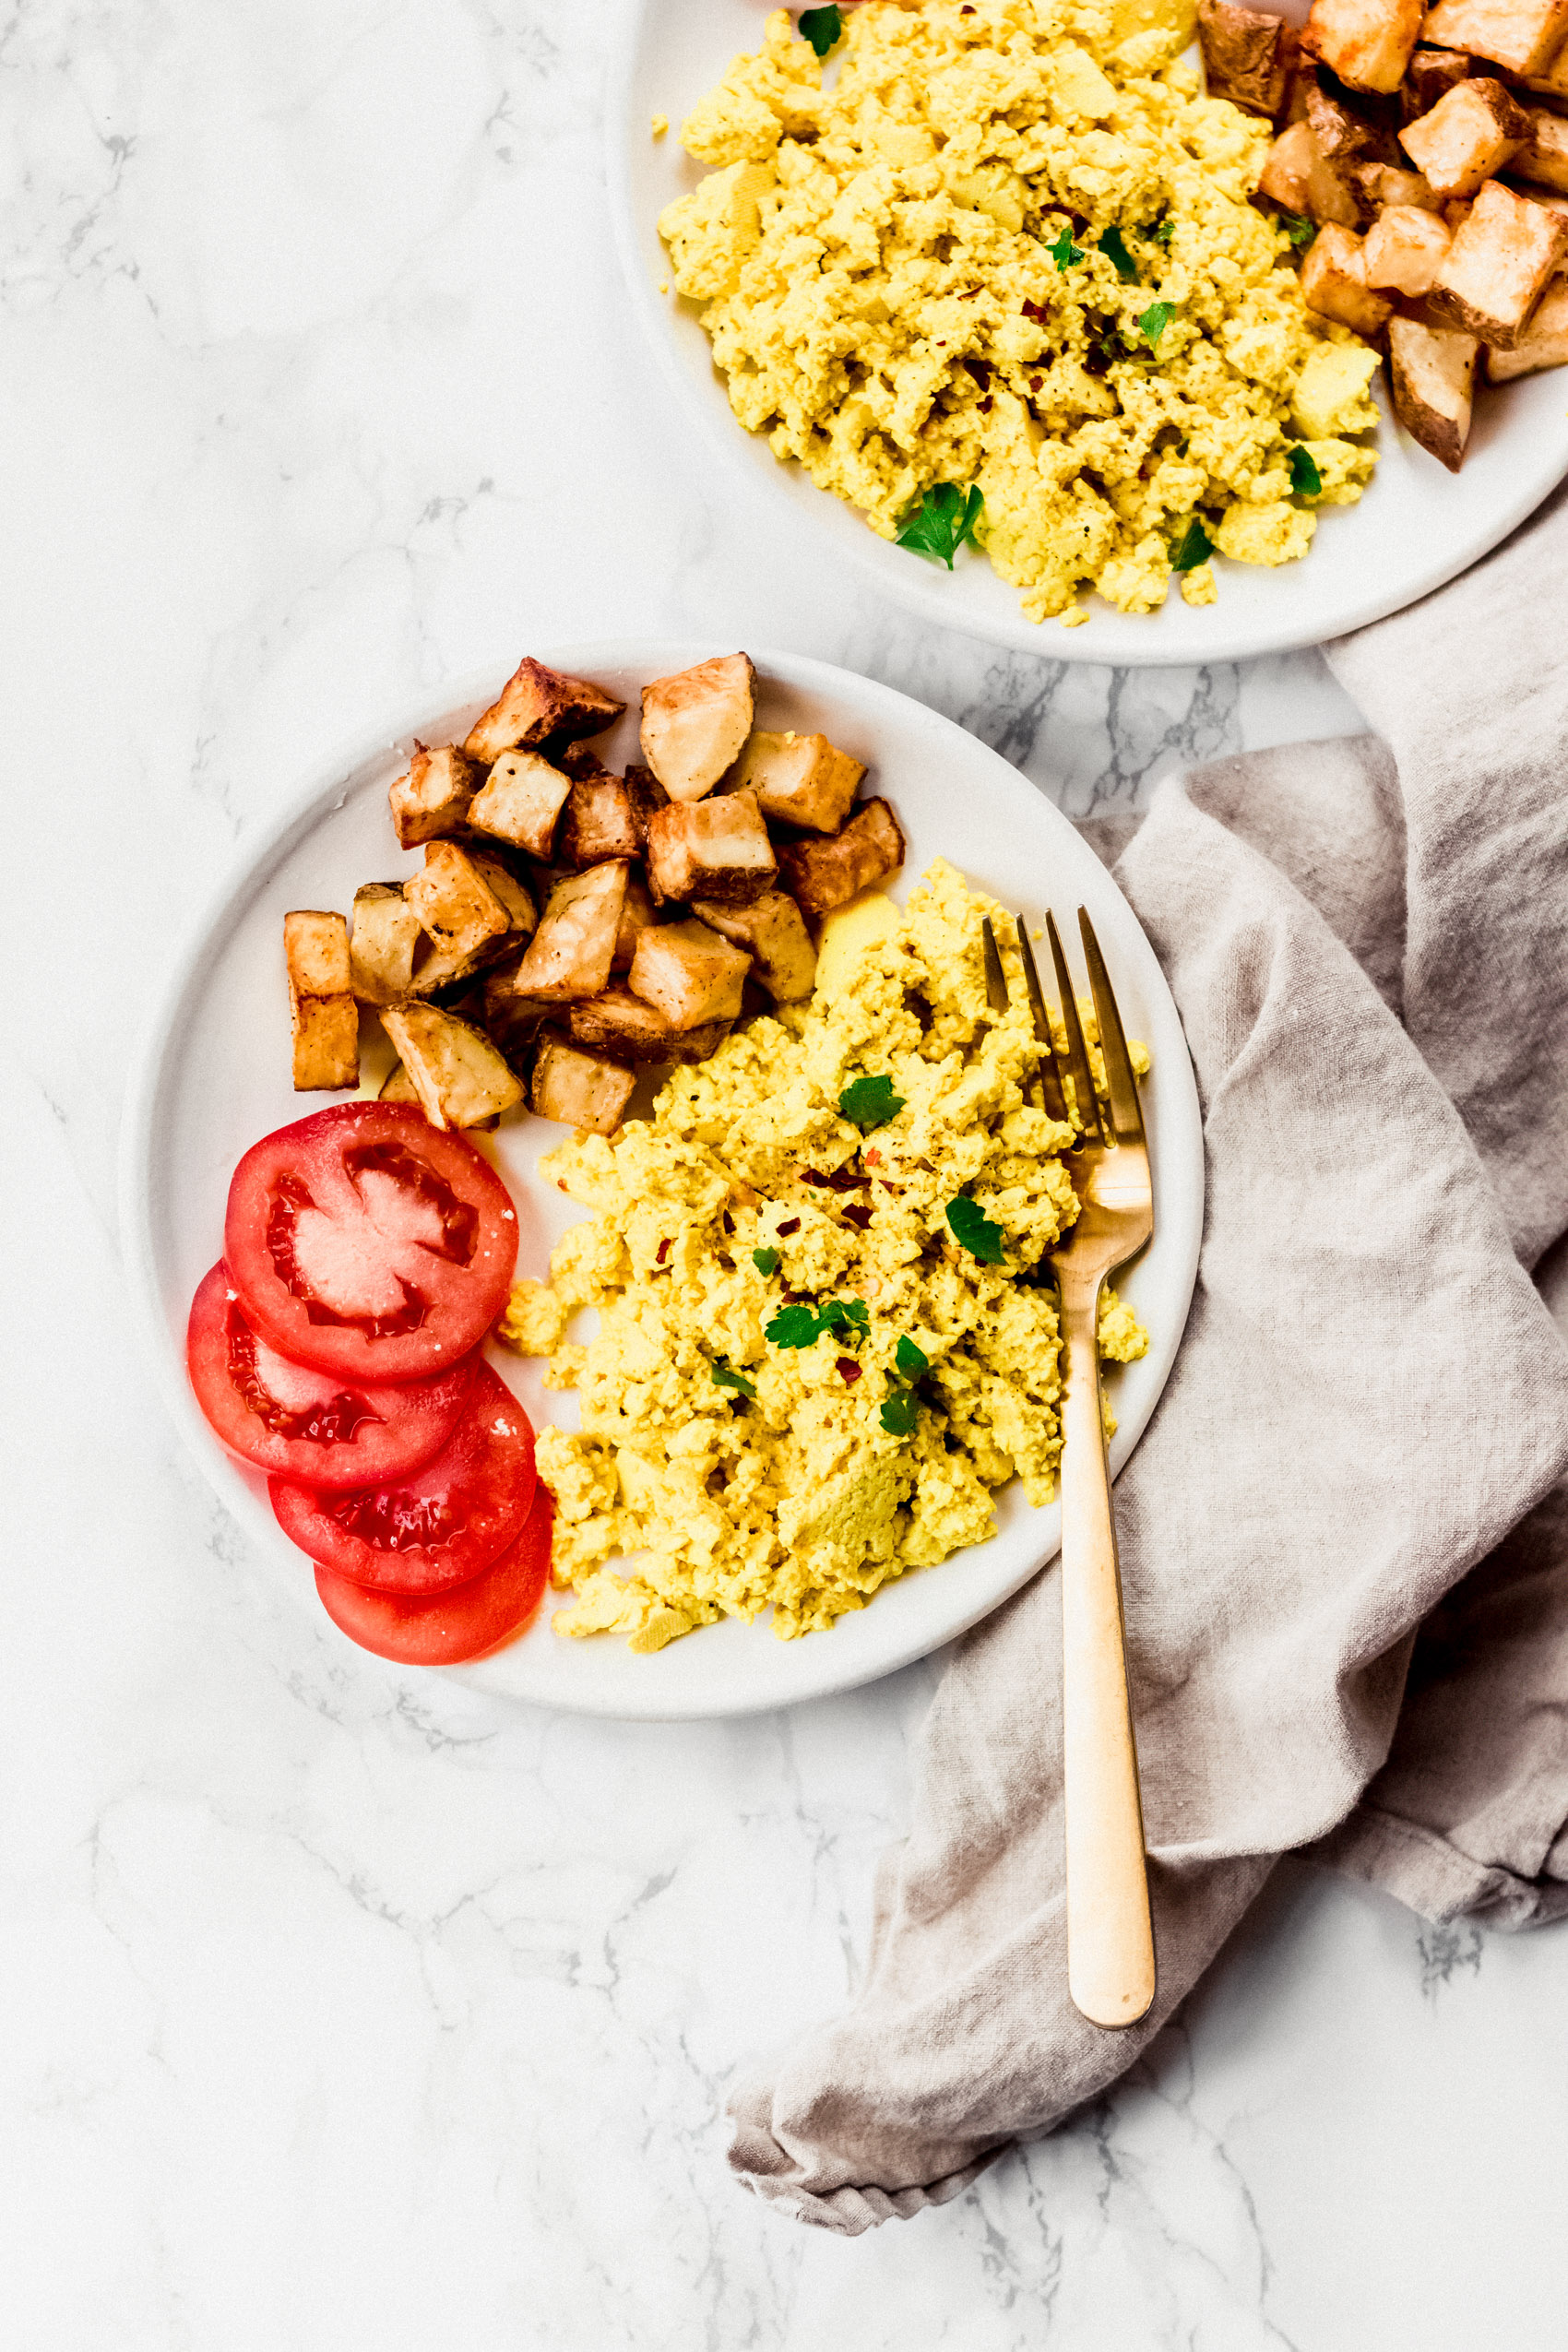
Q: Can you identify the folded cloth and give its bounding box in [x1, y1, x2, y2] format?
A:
[728, 483, 1568, 2231]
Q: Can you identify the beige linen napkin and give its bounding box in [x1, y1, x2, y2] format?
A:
[728, 484, 1568, 2231]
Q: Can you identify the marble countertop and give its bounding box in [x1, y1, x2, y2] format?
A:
[7, 3, 1565, 2344]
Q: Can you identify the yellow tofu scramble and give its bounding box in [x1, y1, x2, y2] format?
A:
[659, 0, 1382, 625]
[501, 862, 1147, 1650]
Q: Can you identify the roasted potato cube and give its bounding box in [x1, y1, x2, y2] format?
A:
[405, 840, 514, 968]
[1485, 275, 1568, 370]
[1304, 0, 1424, 89]
[381, 1003, 524, 1132]
[1428, 174, 1568, 337]
[1364, 199, 1455, 282]
[1517, 104, 1568, 192]
[1300, 220, 1397, 326]
[284, 910, 358, 1091]
[624, 764, 672, 845]
[1259, 120, 1363, 222]
[1520, 32, 1568, 86]
[467, 750, 573, 862]
[379, 1060, 420, 1104]
[690, 890, 819, 1003]
[481, 965, 553, 1061]
[1352, 159, 1443, 203]
[529, 1035, 636, 1136]
[462, 849, 537, 941]
[1420, 0, 1568, 73]
[1398, 74, 1529, 192]
[462, 658, 624, 766]
[568, 990, 732, 1066]
[613, 872, 657, 972]
[350, 884, 424, 1006]
[775, 798, 908, 927]
[627, 920, 752, 1029]
[1388, 314, 1479, 466]
[1198, 0, 1296, 113]
[555, 738, 615, 782]
[1402, 42, 1476, 114]
[387, 744, 479, 850]
[560, 778, 641, 869]
[508, 861, 628, 1001]
[639, 652, 755, 802]
[1306, 76, 1389, 160]
[644, 789, 778, 907]
[730, 730, 866, 834]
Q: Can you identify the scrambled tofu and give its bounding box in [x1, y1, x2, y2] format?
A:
[505, 863, 1147, 1650]
[659, 0, 1380, 625]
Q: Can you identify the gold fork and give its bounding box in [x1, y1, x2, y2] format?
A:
[982, 909, 1157, 2030]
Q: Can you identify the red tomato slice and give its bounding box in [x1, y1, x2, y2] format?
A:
[186, 1264, 474, 1488]
[269, 1361, 537, 1595]
[224, 1102, 519, 1385]
[315, 1492, 552, 1666]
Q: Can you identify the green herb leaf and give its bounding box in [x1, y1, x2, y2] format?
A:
[1047, 225, 1084, 271]
[799, 5, 843, 57]
[1146, 218, 1175, 247]
[818, 1297, 870, 1339]
[945, 1196, 1006, 1265]
[1136, 301, 1176, 352]
[895, 482, 984, 569]
[895, 1334, 930, 1380]
[1098, 227, 1139, 283]
[1171, 517, 1213, 572]
[880, 1391, 920, 1437]
[1277, 209, 1317, 250]
[765, 1304, 823, 1349]
[838, 1072, 906, 1131]
[752, 1246, 780, 1277]
[1288, 444, 1323, 497]
[711, 1360, 756, 1399]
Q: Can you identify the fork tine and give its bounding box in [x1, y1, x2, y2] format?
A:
[980, 915, 1009, 1014]
[1014, 920, 1070, 1125]
[1077, 909, 1146, 1146]
[1046, 912, 1104, 1144]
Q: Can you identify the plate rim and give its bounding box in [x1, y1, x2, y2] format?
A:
[119, 638, 1206, 1717]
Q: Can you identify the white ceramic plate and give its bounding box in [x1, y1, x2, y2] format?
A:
[121, 643, 1204, 1718]
[608, 0, 1568, 667]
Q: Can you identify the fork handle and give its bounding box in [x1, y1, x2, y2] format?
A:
[1057, 1281, 1156, 2029]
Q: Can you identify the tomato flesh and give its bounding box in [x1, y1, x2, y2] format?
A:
[225, 1103, 519, 1384]
[269, 1361, 538, 1595]
[185, 1264, 474, 1488]
[315, 1491, 552, 1666]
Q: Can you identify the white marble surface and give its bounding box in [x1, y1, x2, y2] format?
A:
[5, 3, 1564, 2344]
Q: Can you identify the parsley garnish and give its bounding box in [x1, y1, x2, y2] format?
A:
[799, 5, 842, 56]
[880, 1391, 920, 1437]
[765, 1297, 870, 1349]
[895, 482, 983, 569]
[895, 1335, 930, 1379]
[1171, 517, 1213, 572]
[1276, 210, 1317, 250]
[711, 1360, 756, 1399]
[1047, 225, 1084, 270]
[880, 1333, 932, 1438]
[1146, 219, 1175, 247]
[752, 1246, 780, 1276]
[1288, 445, 1323, 497]
[819, 1298, 870, 1340]
[1099, 227, 1139, 283]
[1137, 301, 1176, 352]
[945, 1196, 1006, 1264]
[838, 1073, 905, 1131]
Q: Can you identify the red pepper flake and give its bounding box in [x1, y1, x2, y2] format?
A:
[863, 1149, 882, 1167]
[836, 1358, 862, 1384]
[962, 356, 992, 390]
[722, 1212, 734, 1235]
[1022, 299, 1049, 325]
[802, 1166, 866, 1193]
[842, 1204, 873, 1231]
[978, 397, 992, 413]
[656, 1239, 671, 1265]
[778, 1218, 802, 1237]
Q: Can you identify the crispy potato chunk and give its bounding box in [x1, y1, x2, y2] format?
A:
[510, 861, 629, 1001]
[1364, 199, 1455, 283]
[387, 744, 480, 850]
[639, 652, 755, 802]
[462, 658, 624, 766]
[381, 1002, 524, 1132]
[405, 840, 514, 968]
[1420, 0, 1568, 73]
[463, 849, 537, 940]
[730, 730, 866, 833]
[776, 798, 908, 927]
[1306, 77, 1390, 160]
[350, 884, 424, 1006]
[624, 764, 672, 845]
[613, 872, 657, 971]
[1353, 159, 1443, 203]
[1300, 220, 1398, 326]
[560, 778, 641, 868]
[468, 750, 573, 861]
[566, 986, 731, 1064]
[379, 1060, 419, 1105]
[1403, 42, 1476, 115]
[530, 1035, 636, 1135]
[1305, 0, 1424, 89]
[1388, 314, 1479, 465]
[1398, 75, 1529, 192]
[1428, 174, 1568, 338]
[285, 910, 358, 1091]
[1485, 275, 1568, 371]
[627, 920, 751, 1028]
[1198, 0, 1296, 113]
[644, 788, 778, 906]
[555, 739, 614, 782]
[481, 966, 552, 1062]
[1517, 104, 1568, 192]
[690, 889, 819, 1003]
[1259, 120, 1362, 222]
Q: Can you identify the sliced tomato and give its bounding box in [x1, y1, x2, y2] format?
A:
[224, 1102, 519, 1385]
[315, 1492, 552, 1666]
[186, 1264, 474, 1488]
[269, 1361, 537, 1595]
